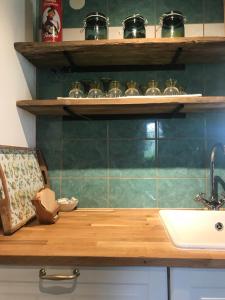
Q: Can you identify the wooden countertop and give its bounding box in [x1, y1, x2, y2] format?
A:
[0, 208, 225, 268]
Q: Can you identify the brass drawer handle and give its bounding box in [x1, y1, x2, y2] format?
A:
[39, 268, 80, 281]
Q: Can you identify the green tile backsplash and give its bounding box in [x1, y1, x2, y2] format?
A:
[61, 178, 108, 207]
[158, 178, 206, 208]
[158, 139, 205, 178]
[109, 139, 156, 178]
[36, 0, 225, 208]
[204, 0, 224, 23]
[109, 179, 157, 208]
[62, 139, 108, 178]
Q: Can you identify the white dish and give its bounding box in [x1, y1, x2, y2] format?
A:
[57, 197, 79, 212]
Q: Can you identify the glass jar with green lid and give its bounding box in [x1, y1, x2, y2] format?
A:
[83, 12, 109, 40]
[160, 10, 186, 38]
[123, 14, 147, 39]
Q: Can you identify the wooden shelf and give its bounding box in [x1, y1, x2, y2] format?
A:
[16, 97, 225, 117]
[14, 37, 225, 69]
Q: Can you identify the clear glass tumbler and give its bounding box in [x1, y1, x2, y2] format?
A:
[125, 80, 140, 96]
[145, 80, 161, 96]
[163, 79, 179, 95]
[108, 81, 123, 98]
[69, 81, 84, 98]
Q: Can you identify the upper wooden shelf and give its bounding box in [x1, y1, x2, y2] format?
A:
[14, 37, 225, 68]
[16, 97, 225, 117]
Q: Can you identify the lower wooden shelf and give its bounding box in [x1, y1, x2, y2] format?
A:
[16, 96, 225, 117]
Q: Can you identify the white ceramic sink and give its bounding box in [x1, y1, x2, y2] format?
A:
[159, 209, 225, 250]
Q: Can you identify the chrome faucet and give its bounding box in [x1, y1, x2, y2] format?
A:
[195, 143, 225, 210]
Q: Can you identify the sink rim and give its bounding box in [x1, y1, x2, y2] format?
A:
[159, 209, 225, 250]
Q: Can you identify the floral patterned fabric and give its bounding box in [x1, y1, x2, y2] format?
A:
[0, 148, 44, 230]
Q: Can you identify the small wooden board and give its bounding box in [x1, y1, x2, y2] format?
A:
[0, 146, 48, 234]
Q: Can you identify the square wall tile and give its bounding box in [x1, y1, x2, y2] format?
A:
[63, 28, 84, 41]
[158, 178, 205, 208]
[63, 0, 107, 28]
[109, 119, 156, 139]
[62, 139, 107, 177]
[185, 24, 204, 37]
[156, 64, 204, 95]
[49, 177, 61, 199]
[109, 140, 156, 178]
[203, 64, 225, 96]
[109, 27, 123, 39]
[108, 0, 156, 26]
[61, 178, 108, 207]
[63, 119, 107, 139]
[158, 139, 206, 178]
[146, 25, 156, 38]
[204, 23, 224, 36]
[37, 142, 62, 178]
[206, 139, 225, 178]
[205, 139, 225, 201]
[206, 112, 225, 138]
[158, 113, 205, 139]
[156, 0, 203, 24]
[204, 0, 224, 23]
[36, 116, 62, 144]
[109, 179, 157, 207]
[36, 70, 65, 99]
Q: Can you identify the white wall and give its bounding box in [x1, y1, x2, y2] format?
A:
[0, 0, 36, 147]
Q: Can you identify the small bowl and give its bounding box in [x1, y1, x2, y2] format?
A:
[57, 197, 79, 212]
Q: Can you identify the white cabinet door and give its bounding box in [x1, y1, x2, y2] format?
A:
[171, 268, 225, 300]
[0, 266, 167, 300]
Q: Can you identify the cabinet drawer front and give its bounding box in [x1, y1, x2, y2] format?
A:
[0, 266, 167, 300]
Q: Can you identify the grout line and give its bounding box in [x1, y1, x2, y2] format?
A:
[203, 114, 208, 196]
[57, 176, 207, 180]
[202, 64, 206, 97]
[203, 0, 206, 36]
[63, 137, 156, 141]
[202, 62, 208, 197]
[62, 137, 207, 141]
[155, 120, 160, 207]
[106, 0, 109, 20]
[107, 121, 110, 208]
[154, 0, 157, 38]
[59, 117, 63, 198]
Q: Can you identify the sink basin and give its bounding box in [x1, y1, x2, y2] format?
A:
[159, 209, 225, 250]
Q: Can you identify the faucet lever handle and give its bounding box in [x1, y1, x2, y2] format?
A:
[219, 193, 225, 207]
[195, 192, 207, 202]
[221, 192, 225, 199]
[195, 193, 213, 209]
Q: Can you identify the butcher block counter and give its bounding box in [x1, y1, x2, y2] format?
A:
[0, 208, 225, 268]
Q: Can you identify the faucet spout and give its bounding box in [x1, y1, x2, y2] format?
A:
[195, 143, 225, 210]
[210, 143, 225, 202]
